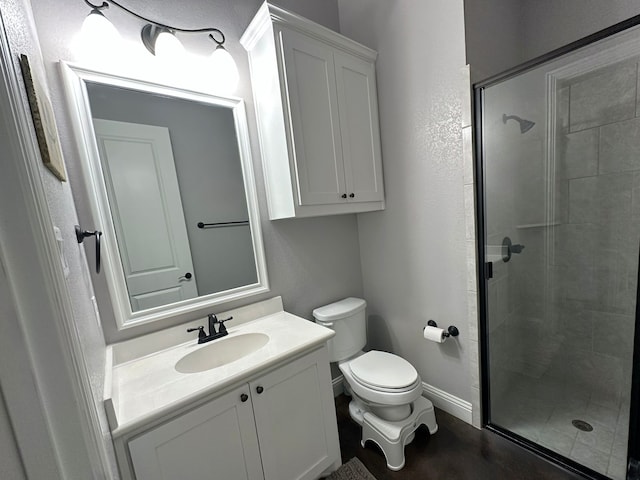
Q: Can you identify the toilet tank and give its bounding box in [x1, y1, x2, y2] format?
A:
[312, 297, 367, 362]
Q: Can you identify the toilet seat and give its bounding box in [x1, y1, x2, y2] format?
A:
[352, 377, 422, 394]
[349, 351, 418, 390]
[339, 351, 423, 406]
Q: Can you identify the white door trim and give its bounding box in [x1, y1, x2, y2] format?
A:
[0, 4, 111, 479]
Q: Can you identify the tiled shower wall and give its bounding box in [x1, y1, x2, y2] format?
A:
[551, 58, 639, 407]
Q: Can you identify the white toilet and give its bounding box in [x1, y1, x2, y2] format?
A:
[313, 297, 438, 471]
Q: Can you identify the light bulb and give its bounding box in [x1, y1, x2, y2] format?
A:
[78, 10, 120, 58]
[154, 30, 185, 62]
[210, 45, 239, 93]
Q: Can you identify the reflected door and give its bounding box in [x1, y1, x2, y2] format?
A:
[93, 119, 198, 311]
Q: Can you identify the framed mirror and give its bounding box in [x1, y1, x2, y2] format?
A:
[61, 62, 269, 330]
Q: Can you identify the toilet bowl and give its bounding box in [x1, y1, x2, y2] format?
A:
[313, 298, 438, 471]
[339, 350, 423, 422]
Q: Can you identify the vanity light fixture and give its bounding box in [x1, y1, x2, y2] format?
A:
[81, 0, 239, 89]
[80, 2, 121, 54]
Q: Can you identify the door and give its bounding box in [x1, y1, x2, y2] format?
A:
[129, 385, 263, 480]
[93, 119, 198, 311]
[334, 51, 384, 203]
[250, 348, 340, 480]
[477, 25, 640, 480]
[279, 27, 347, 206]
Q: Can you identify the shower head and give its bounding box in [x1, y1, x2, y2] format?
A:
[502, 114, 535, 134]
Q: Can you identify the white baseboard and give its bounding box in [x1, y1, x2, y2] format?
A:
[332, 375, 344, 397]
[422, 382, 472, 425]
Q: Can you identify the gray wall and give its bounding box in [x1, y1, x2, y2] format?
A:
[87, 84, 257, 298]
[465, 0, 640, 81]
[520, 0, 640, 61]
[339, 0, 471, 402]
[464, 0, 522, 82]
[29, 0, 364, 343]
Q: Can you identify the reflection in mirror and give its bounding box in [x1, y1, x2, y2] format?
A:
[87, 83, 258, 311]
[61, 63, 268, 330]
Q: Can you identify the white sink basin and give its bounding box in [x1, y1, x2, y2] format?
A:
[175, 333, 269, 374]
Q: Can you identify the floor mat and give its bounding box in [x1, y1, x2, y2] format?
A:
[324, 457, 378, 480]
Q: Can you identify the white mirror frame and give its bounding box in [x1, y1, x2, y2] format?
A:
[60, 62, 269, 331]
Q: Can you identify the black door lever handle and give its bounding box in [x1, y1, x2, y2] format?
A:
[75, 225, 103, 274]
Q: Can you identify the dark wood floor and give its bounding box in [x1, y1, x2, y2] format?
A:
[335, 395, 584, 480]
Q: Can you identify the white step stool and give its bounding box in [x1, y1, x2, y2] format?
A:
[361, 396, 438, 471]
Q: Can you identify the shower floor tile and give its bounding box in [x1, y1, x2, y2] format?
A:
[570, 442, 611, 474]
[575, 424, 615, 454]
[537, 427, 575, 456]
[492, 372, 629, 479]
[608, 455, 628, 479]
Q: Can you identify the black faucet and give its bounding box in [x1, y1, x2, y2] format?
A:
[187, 314, 234, 344]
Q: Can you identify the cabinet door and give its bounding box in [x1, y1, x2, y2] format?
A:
[129, 385, 263, 480]
[250, 348, 340, 480]
[279, 27, 347, 206]
[334, 52, 384, 203]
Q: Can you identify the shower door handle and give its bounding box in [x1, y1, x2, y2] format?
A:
[485, 262, 494, 279]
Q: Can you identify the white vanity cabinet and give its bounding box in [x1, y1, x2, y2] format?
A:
[128, 384, 263, 480]
[249, 347, 339, 480]
[125, 347, 340, 480]
[241, 2, 384, 219]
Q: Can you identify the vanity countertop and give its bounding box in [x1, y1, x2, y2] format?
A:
[106, 311, 334, 438]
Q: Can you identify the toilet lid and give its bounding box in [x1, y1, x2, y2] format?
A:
[349, 351, 418, 390]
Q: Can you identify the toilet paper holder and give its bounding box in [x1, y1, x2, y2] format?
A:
[425, 320, 459, 338]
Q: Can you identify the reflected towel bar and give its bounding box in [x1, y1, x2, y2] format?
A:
[197, 220, 250, 229]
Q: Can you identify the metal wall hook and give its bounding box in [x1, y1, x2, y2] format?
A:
[75, 225, 103, 274]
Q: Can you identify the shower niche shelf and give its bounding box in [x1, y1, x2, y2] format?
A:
[515, 222, 561, 229]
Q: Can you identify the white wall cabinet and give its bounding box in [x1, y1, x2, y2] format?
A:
[125, 347, 340, 480]
[241, 3, 384, 219]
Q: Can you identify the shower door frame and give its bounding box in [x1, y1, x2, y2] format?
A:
[474, 14, 640, 480]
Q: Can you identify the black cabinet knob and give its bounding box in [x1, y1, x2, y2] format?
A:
[341, 193, 347, 199]
[349, 193, 355, 198]
[256, 386, 264, 394]
[240, 393, 248, 402]
[179, 272, 193, 280]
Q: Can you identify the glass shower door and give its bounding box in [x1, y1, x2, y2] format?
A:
[478, 24, 640, 480]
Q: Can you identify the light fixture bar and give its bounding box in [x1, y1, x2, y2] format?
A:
[81, 0, 238, 92]
[83, 0, 226, 47]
